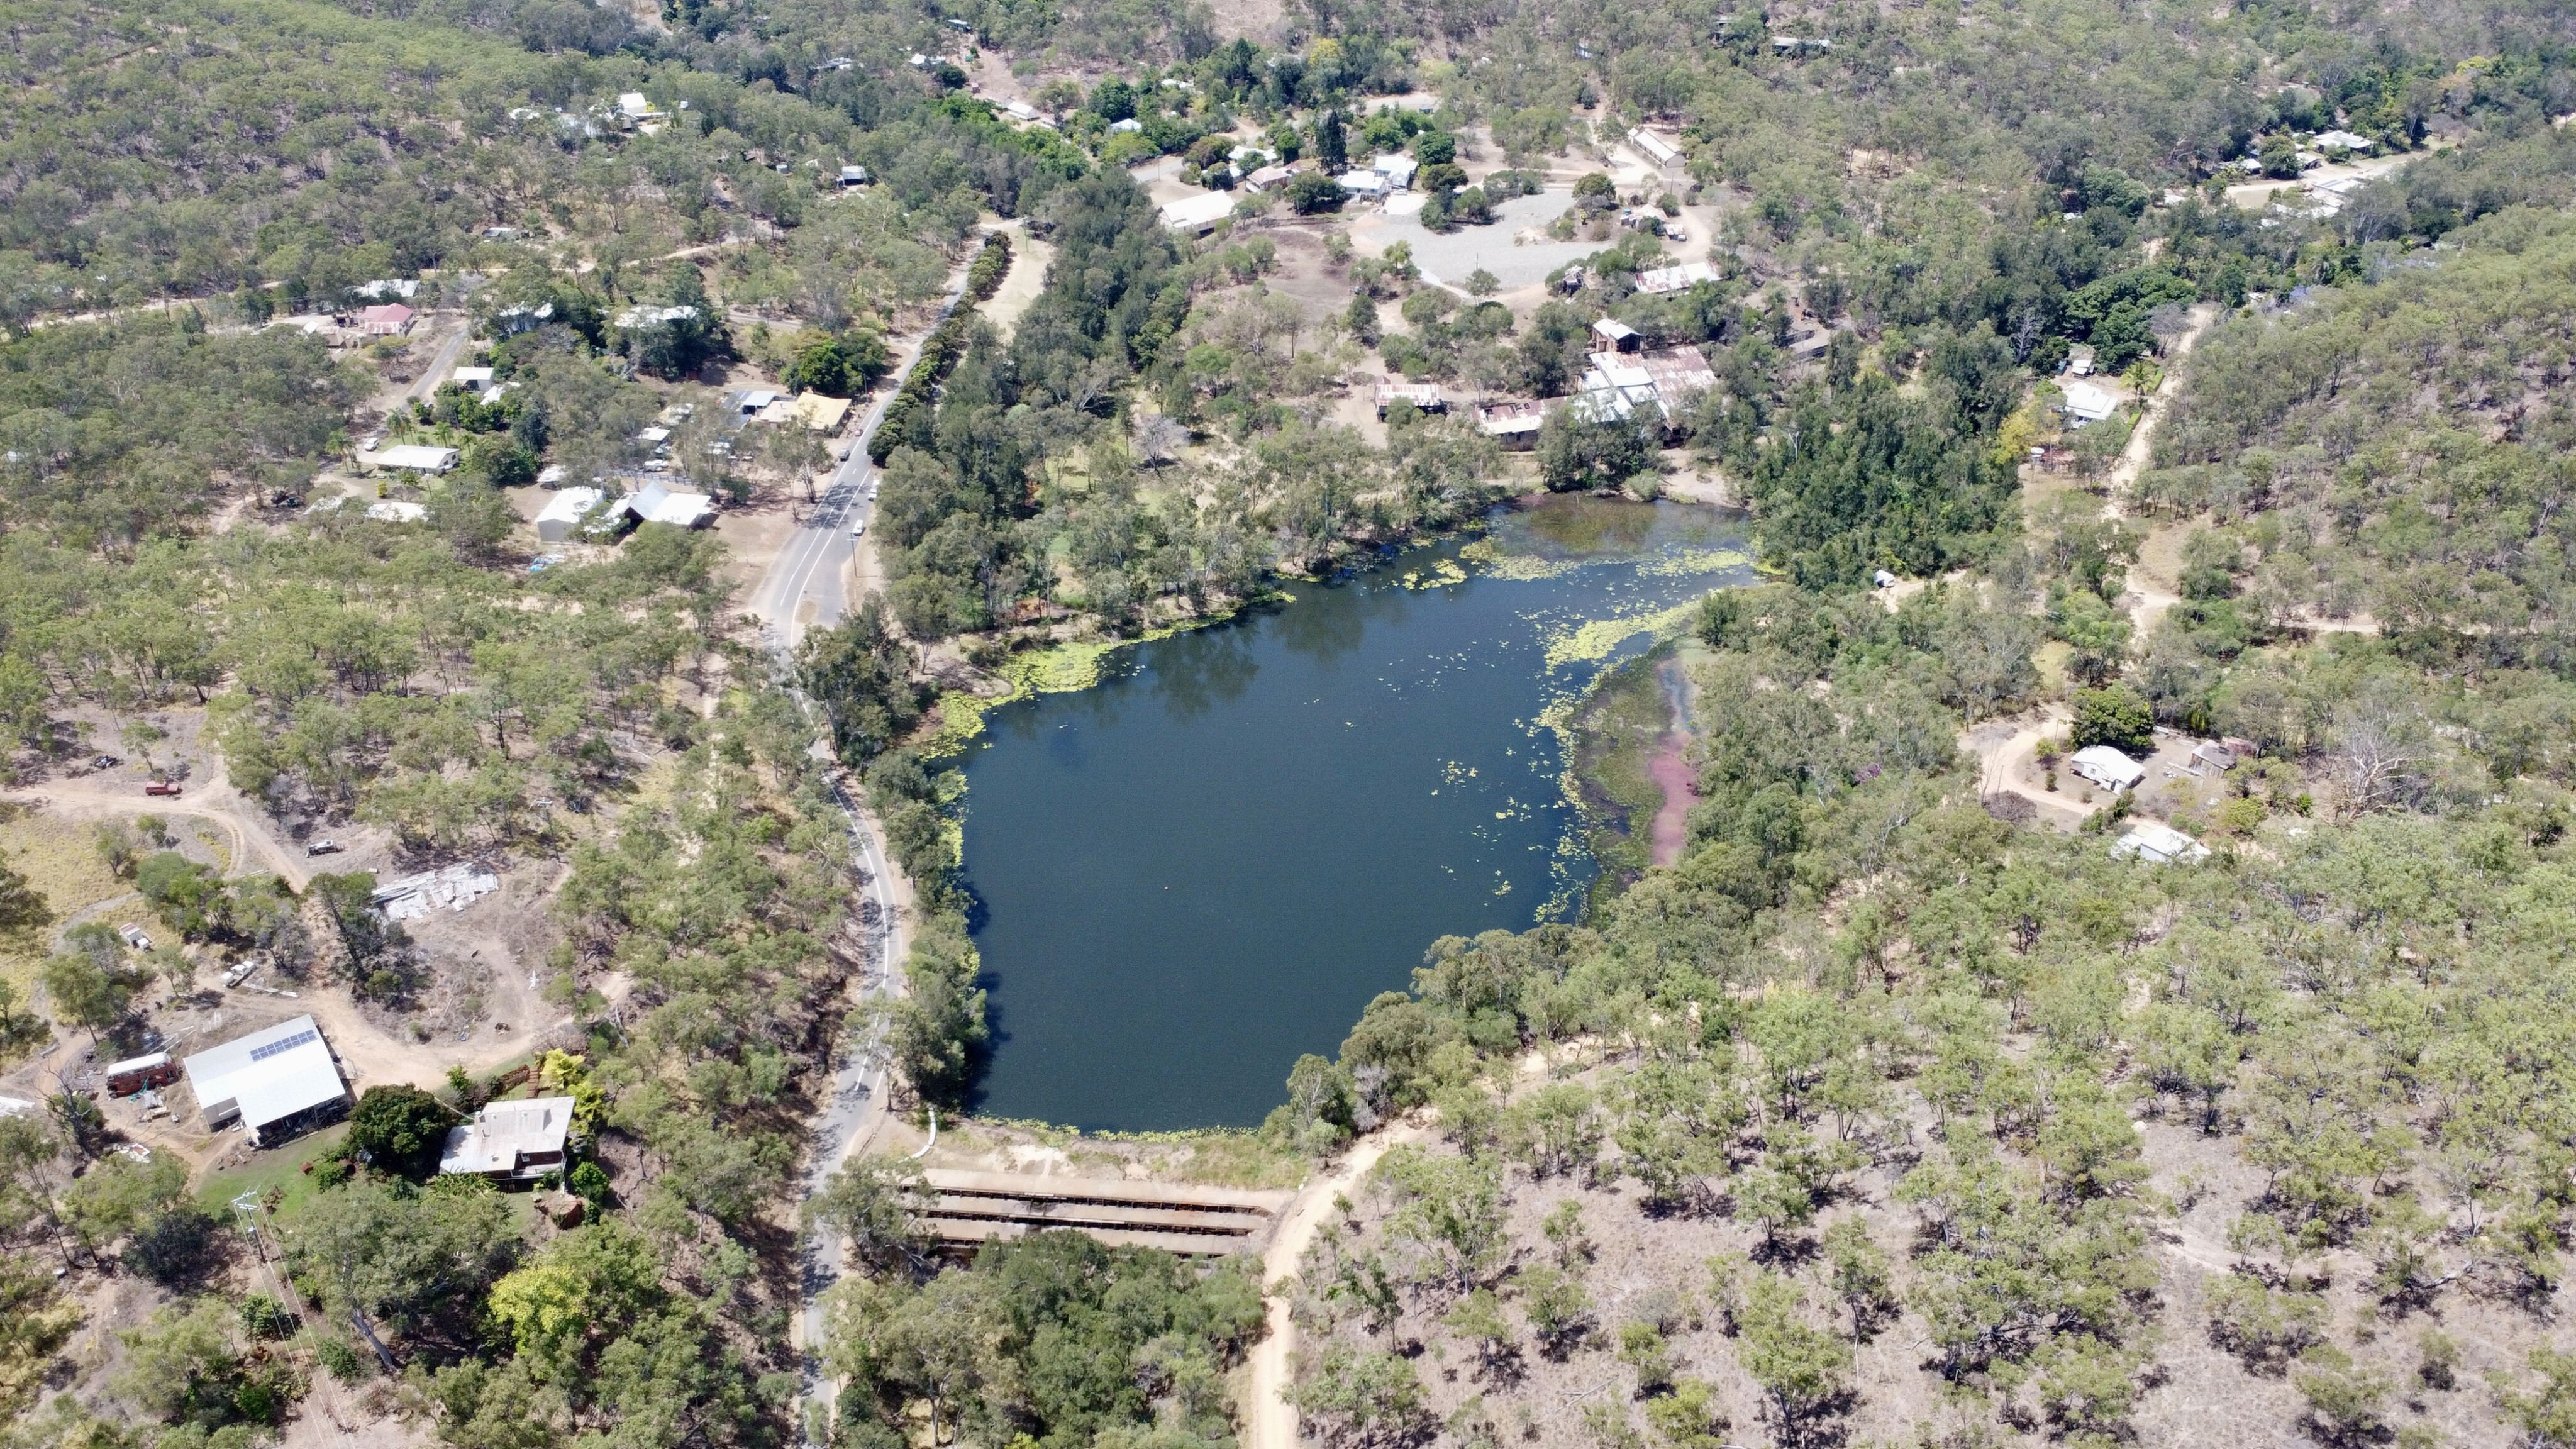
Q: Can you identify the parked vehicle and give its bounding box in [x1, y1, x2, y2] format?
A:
[89, 754, 119, 769]
[143, 780, 180, 797]
[306, 839, 341, 856]
[119, 924, 153, 951]
[850, 518, 867, 537]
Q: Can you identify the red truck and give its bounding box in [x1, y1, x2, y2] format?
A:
[143, 780, 181, 797]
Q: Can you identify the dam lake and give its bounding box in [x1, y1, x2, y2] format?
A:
[959, 496, 1752, 1131]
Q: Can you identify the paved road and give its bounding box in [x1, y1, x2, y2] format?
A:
[404, 322, 473, 406]
[757, 264, 975, 652]
[767, 253, 982, 1445]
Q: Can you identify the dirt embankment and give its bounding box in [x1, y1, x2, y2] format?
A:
[1642, 653, 1700, 869]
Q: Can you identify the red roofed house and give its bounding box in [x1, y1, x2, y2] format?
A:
[358, 303, 415, 336]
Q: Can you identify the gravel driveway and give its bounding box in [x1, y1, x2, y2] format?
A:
[1352, 188, 1603, 289]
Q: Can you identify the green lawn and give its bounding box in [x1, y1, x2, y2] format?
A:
[198, 1123, 541, 1240]
[196, 1123, 350, 1223]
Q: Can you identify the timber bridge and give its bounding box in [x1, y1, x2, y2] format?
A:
[918, 1170, 1294, 1257]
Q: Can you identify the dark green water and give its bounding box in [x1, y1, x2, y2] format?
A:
[960, 497, 1751, 1131]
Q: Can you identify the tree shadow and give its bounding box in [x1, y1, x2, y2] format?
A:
[1749, 1232, 1821, 1269]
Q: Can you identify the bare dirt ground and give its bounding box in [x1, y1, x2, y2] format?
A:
[714, 487, 809, 600]
[1282, 1050, 2550, 1449]
[1204, 0, 1287, 45]
[1965, 706, 2089, 830]
[9, 765, 316, 890]
[984, 231, 1057, 341]
[2220, 145, 2428, 213]
[1352, 189, 1601, 292]
[1246, 1120, 1432, 1449]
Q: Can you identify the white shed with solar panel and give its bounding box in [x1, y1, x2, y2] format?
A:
[182, 1015, 349, 1146]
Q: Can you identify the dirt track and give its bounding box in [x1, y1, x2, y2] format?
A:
[6, 770, 565, 1113]
[1245, 1119, 1431, 1449]
[6, 767, 314, 891]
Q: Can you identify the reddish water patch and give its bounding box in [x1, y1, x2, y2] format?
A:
[1646, 733, 1696, 867]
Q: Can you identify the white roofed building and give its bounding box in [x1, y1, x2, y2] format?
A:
[374, 444, 459, 474]
[2116, 820, 2212, 865]
[2060, 378, 2120, 424]
[2069, 745, 2146, 792]
[535, 487, 610, 543]
[182, 1016, 348, 1146]
[1627, 128, 1683, 167]
[440, 1096, 580, 1180]
[616, 305, 701, 329]
[1575, 355, 1662, 425]
[1159, 191, 1238, 233]
[621, 480, 715, 529]
[1374, 381, 1445, 418]
[1635, 260, 1719, 295]
[1574, 345, 1714, 433]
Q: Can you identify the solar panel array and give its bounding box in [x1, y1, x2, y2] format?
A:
[248, 1027, 320, 1063]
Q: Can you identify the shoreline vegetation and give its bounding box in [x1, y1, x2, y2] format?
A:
[1570, 637, 1711, 904]
[13, 0, 2576, 1440]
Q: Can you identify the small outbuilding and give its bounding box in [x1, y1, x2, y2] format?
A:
[2068, 745, 2146, 793]
[2060, 378, 2119, 425]
[1475, 401, 1546, 449]
[182, 1015, 348, 1146]
[439, 1096, 579, 1181]
[1591, 318, 1640, 352]
[492, 302, 553, 336]
[792, 392, 852, 431]
[622, 480, 714, 529]
[2116, 820, 2212, 865]
[534, 486, 611, 543]
[1635, 260, 1719, 295]
[1374, 381, 1445, 418]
